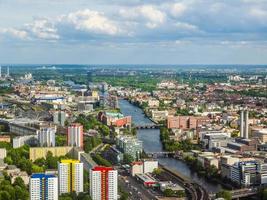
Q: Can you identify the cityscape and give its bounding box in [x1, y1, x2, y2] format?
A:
[0, 1, 267, 200]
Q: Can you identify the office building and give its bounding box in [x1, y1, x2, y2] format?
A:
[67, 123, 83, 148]
[230, 160, 267, 186]
[38, 126, 56, 147]
[30, 173, 58, 200]
[90, 166, 118, 200]
[58, 159, 83, 194]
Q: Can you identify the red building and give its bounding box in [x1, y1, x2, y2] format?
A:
[90, 166, 118, 200]
[167, 115, 210, 129]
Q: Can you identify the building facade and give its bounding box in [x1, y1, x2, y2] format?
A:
[58, 159, 83, 194]
[90, 166, 118, 200]
[30, 173, 58, 200]
[38, 126, 56, 147]
[67, 123, 83, 149]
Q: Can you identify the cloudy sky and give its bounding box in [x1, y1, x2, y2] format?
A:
[0, 0, 267, 64]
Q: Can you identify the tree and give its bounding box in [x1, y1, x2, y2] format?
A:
[123, 153, 134, 164]
[99, 125, 110, 137]
[13, 177, 26, 189]
[14, 186, 29, 200]
[216, 190, 232, 200]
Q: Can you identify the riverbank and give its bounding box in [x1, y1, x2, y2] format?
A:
[119, 99, 223, 193]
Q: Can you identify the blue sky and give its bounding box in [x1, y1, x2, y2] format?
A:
[0, 0, 267, 64]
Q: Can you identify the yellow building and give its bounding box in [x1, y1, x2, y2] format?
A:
[30, 146, 72, 161]
[58, 159, 83, 194]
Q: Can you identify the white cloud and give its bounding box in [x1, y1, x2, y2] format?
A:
[170, 3, 187, 17]
[119, 5, 165, 28]
[175, 22, 199, 31]
[25, 19, 59, 40]
[60, 9, 122, 35]
[0, 28, 28, 39]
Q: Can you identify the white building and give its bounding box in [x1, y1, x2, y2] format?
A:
[58, 159, 83, 194]
[38, 126, 56, 147]
[30, 173, 58, 200]
[67, 123, 84, 148]
[90, 166, 118, 200]
[143, 160, 158, 174]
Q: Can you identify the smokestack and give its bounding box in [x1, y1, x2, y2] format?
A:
[244, 110, 249, 139]
[240, 110, 244, 138]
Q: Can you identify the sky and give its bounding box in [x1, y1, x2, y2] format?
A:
[0, 0, 267, 65]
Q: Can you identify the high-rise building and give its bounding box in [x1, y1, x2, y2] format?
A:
[30, 173, 58, 200]
[38, 126, 56, 147]
[67, 123, 83, 148]
[58, 159, 83, 194]
[90, 166, 118, 200]
[53, 111, 66, 127]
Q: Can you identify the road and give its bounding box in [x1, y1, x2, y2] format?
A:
[117, 167, 158, 200]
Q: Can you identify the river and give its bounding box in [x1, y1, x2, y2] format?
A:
[119, 99, 222, 194]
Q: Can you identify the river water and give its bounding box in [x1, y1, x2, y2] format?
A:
[119, 99, 222, 194]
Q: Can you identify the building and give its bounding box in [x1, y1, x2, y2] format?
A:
[0, 148, 6, 159]
[30, 173, 58, 200]
[143, 160, 158, 174]
[136, 173, 158, 187]
[239, 110, 249, 139]
[131, 160, 158, 176]
[30, 146, 72, 161]
[13, 135, 38, 148]
[131, 161, 143, 176]
[230, 161, 267, 186]
[98, 112, 131, 128]
[53, 111, 66, 126]
[38, 126, 56, 147]
[90, 166, 118, 200]
[148, 99, 159, 108]
[151, 110, 168, 122]
[0, 135, 11, 143]
[67, 123, 83, 149]
[253, 129, 267, 143]
[167, 115, 210, 129]
[116, 135, 143, 160]
[5, 165, 29, 185]
[58, 159, 83, 194]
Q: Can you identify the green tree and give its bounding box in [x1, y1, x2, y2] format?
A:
[123, 153, 134, 164]
[13, 177, 26, 190]
[14, 186, 29, 200]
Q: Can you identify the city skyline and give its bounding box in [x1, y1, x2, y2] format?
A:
[0, 0, 267, 64]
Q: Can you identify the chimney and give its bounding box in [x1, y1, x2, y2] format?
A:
[240, 110, 244, 138]
[244, 110, 249, 139]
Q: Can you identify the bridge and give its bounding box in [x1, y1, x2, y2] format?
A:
[146, 151, 175, 158]
[134, 124, 160, 129]
[231, 188, 258, 199]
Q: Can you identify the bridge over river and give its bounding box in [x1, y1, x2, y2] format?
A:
[134, 123, 161, 129]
